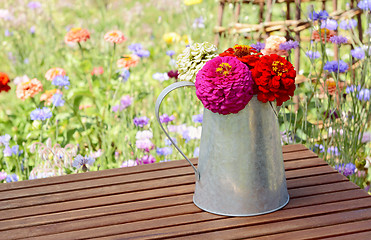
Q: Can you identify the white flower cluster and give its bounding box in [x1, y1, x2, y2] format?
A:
[176, 42, 217, 82]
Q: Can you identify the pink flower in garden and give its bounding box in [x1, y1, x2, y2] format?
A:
[261, 35, 288, 56]
[16, 78, 43, 100]
[117, 55, 140, 69]
[40, 89, 62, 105]
[312, 28, 336, 43]
[64, 28, 90, 44]
[136, 155, 156, 165]
[195, 56, 254, 115]
[104, 30, 126, 44]
[45, 68, 66, 81]
[79, 104, 93, 110]
[136, 138, 154, 152]
[91, 67, 104, 76]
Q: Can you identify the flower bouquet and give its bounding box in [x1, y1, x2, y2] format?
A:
[155, 41, 297, 216]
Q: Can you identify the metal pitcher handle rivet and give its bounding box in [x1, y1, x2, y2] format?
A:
[155, 81, 200, 181]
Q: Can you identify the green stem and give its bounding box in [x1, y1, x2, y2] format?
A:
[77, 42, 84, 59]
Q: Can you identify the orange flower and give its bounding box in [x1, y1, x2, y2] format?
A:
[117, 55, 140, 69]
[45, 68, 66, 81]
[91, 67, 104, 76]
[312, 28, 336, 43]
[104, 30, 126, 44]
[319, 78, 346, 96]
[261, 35, 288, 57]
[40, 89, 62, 105]
[0, 72, 11, 93]
[64, 28, 90, 44]
[16, 78, 43, 100]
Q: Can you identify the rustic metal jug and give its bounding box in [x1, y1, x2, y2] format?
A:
[155, 81, 289, 216]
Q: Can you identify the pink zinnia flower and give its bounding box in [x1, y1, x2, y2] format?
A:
[91, 67, 104, 76]
[64, 28, 90, 44]
[104, 30, 126, 44]
[16, 78, 43, 101]
[195, 56, 254, 115]
[117, 55, 140, 69]
[45, 68, 66, 81]
[262, 35, 288, 56]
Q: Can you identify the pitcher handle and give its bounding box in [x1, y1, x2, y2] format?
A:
[155, 81, 200, 181]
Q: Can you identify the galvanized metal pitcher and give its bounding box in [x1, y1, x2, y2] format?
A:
[155, 81, 289, 216]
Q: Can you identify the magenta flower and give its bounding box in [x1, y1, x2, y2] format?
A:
[136, 155, 156, 165]
[195, 56, 254, 115]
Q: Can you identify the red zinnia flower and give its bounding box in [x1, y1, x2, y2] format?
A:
[251, 54, 296, 106]
[219, 44, 262, 70]
[0, 72, 11, 93]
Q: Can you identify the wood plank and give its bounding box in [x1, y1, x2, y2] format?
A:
[29, 198, 371, 240]
[322, 231, 371, 240]
[253, 219, 371, 240]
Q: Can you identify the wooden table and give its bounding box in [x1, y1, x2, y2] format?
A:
[1, 144, 371, 239]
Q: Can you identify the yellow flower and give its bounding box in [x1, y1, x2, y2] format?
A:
[181, 34, 191, 45]
[184, 0, 202, 5]
[163, 32, 181, 44]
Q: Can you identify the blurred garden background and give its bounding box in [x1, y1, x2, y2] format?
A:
[0, 0, 370, 192]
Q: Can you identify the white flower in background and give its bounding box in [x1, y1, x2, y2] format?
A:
[136, 130, 153, 140]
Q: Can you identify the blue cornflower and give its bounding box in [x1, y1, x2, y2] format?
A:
[329, 35, 348, 45]
[136, 49, 150, 58]
[52, 93, 65, 107]
[3, 145, 12, 157]
[30, 26, 36, 34]
[318, 10, 329, 20]
[6, 173, 18, 183]
[346, 85, 358, 94]
[152, 72, 169, 82]
[119, 68, 130, 82]
[323, 60, 348, 73]
[0, 134, 11, 146]
[128, 43, 150, 58]
[351, 47, 365, 59]
[251, 42, 265, 52]
[321, 19, 338, 30]
[72, 155, 95, 172]
[52, 75, 70, 89]
[133, 116, 149, 127]
[160, 114, 175, 124]
[358, 0, 371, 10]
[192, 114, 203, 123]
[305, 50, 321, 60]
[339, 19, 357, 30]
[30, 107, 52, 121]
[309, 10, 328, 21]
[335, 163, 356, 177]
[166, 50, 176, 57]
[128, 43, 143, 53]
[27, 1, 42, 9]
[313, 144, 325, 153]
[192, 16, 205, 29]
[4, 29, 12, 37]
[358, 89, 370, 101]
[156, 147, 173, 156]
[327, 146, 340, 156]
[165, 137, 177, 146]
[10, 145, 23, 156]
[279, 40, 299, 51]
